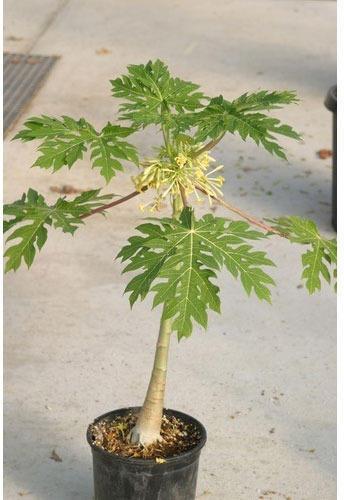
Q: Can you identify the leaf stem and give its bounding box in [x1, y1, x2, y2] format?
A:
[80, 188, 146, 219]
[162, 124, 170, 151]
[196, 187, 283, 236]
[179, 184, 189, 208]
[161, 102, 173, 160]
[194, 132, 226, 156]
[79, 184, 283, 238]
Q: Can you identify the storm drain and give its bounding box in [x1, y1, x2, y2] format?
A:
[3, 52, 58, 135]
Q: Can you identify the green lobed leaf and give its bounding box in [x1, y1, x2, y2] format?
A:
[4, 188, 114, 272]
[118, 208, 275, 339]
[270, 216, 337, 293]
[111, 59, 206, 129]
[194, 92, 301, 159]
[14, 116, 138, 183]
[232, 90, 299, 112]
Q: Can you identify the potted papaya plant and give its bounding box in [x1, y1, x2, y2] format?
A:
[4, 60, 337, 500]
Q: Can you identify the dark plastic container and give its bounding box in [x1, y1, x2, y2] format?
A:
[87, 407, 207, 500]
[324, 85, 337, 230]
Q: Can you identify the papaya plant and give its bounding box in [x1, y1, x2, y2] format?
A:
[4, 59, 337, 447]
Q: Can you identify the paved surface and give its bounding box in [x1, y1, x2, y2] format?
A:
[4, 1, 336, 499]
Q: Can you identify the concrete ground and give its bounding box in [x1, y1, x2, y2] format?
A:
[3, 1, 336, 499]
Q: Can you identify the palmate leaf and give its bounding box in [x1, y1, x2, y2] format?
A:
[271, 216, 337, 293]
[4, 188, 114, 272]
[232, 90, 299, 112]
[118, 208, 275, 339]
[14, 116, 138, 183]
[194, 92, 301, 159]
[111, 59, 206, 129]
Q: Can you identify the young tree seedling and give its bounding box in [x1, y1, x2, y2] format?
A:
[4, 60, 337, 446]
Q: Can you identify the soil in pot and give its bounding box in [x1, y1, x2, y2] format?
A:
[88, 410, 202, 461]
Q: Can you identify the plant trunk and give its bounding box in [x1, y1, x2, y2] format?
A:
[129, 314, 172, 445]
[129, 195, 182, 446]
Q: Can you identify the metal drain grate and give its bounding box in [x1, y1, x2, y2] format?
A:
[3, 52, 59, 135]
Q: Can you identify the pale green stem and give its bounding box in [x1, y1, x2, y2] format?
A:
[129, 314, 172, 445]
[194, 131, 226, 156]
[173, 192, 184, 217]
[161, 102, 174, 160]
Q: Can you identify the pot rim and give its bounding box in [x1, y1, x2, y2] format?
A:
[86, 406, 207, 466]
[325, 85, 337, 112]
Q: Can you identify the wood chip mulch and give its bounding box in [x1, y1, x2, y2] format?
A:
[89, 411, 202, 461]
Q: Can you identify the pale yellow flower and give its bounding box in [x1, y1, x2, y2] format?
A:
[133, 141, 225, 212]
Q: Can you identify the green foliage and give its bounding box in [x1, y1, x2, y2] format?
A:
[271, 216, 337, 293]
[4, 188, 114, 272]
[14, 116, 138, 183]
[194, 92, 301, 159]
[5, 59, 334, 341]
[111, 59, 205, 129]
[232, 90, 299, 112]
[118, 208, 275, 339]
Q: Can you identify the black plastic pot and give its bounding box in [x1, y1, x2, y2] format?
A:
[87, 407, 207, 500]
[324, 85, 337, 231]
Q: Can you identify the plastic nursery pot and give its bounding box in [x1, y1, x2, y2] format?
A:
[324, 85, 337, 231]
[87, 407, 207, 500]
